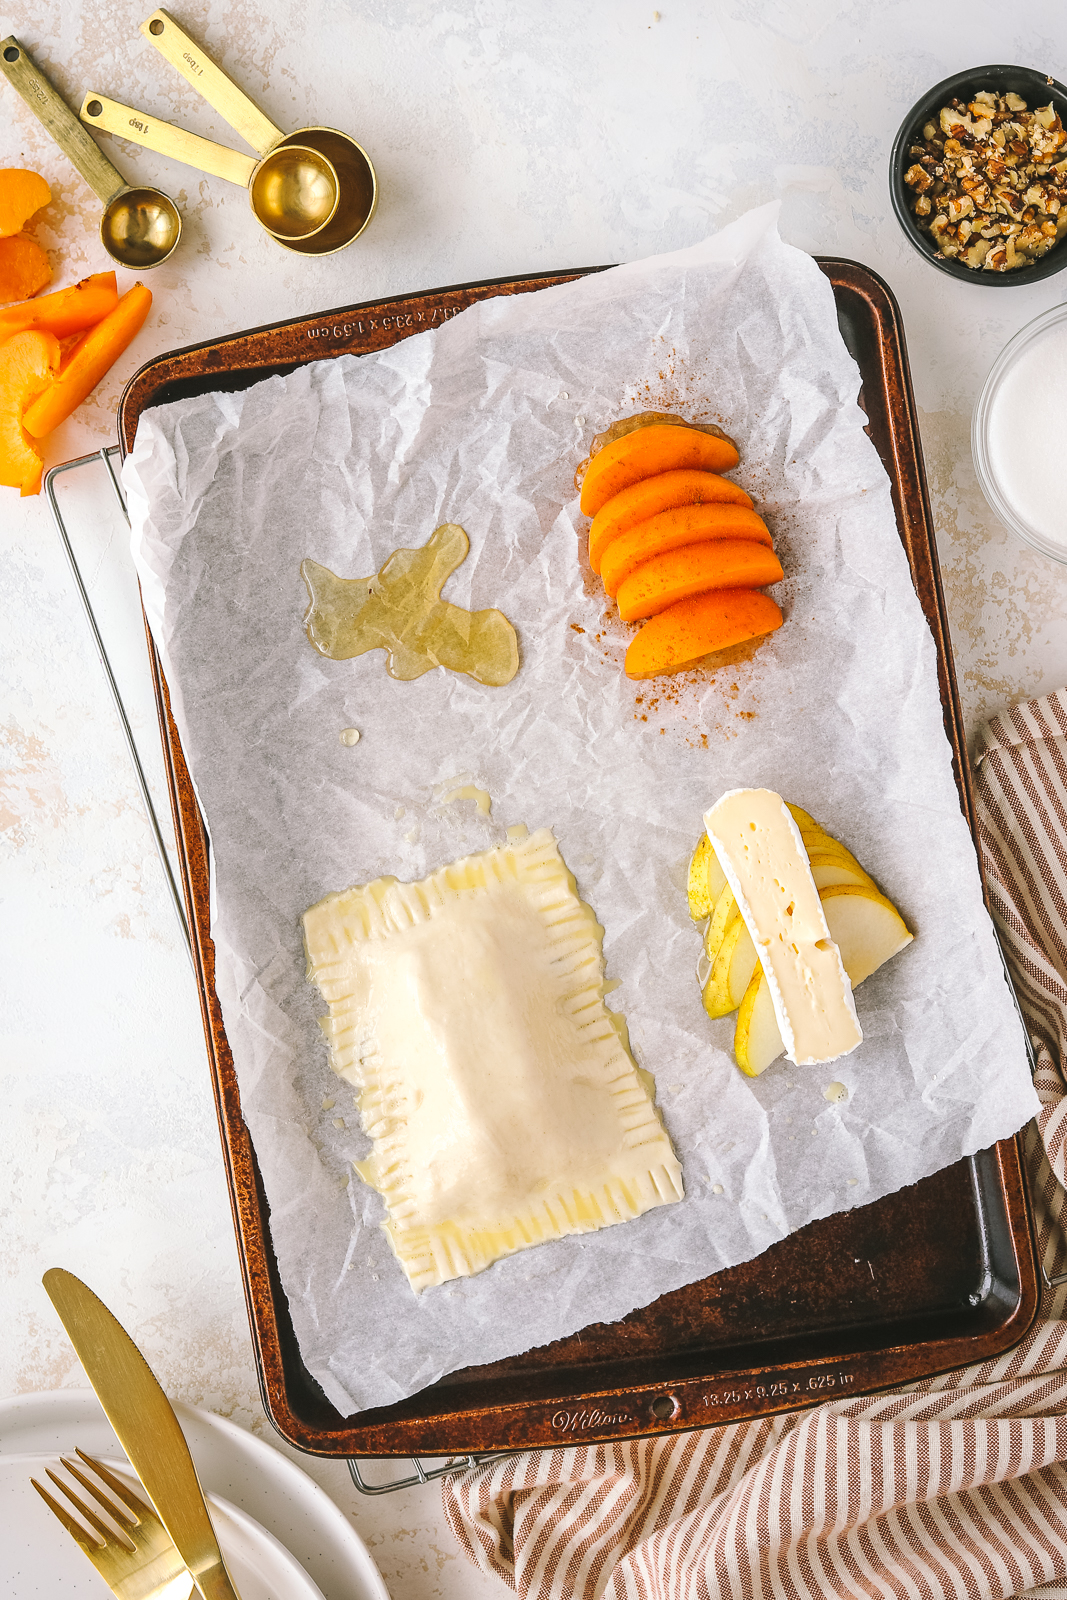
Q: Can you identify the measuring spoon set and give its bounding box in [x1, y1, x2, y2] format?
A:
[1, 8, 376, 266]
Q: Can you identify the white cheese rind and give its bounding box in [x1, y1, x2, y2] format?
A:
[704, 788, 862, 1066]
[303, 827, 684, 1292]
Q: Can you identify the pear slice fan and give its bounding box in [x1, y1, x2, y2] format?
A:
[688, 803, 913, 1077]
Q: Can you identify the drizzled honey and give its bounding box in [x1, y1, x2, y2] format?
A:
[301, 523, 519, 686]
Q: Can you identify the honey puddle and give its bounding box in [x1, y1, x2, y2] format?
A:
[442, 783, 491, 815]
[301, 523, 519, 686]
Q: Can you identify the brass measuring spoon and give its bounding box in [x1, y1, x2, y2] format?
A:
[80, 94, 340, 245]
[0, 36, 181, 269]
[140, 9, 377, 256]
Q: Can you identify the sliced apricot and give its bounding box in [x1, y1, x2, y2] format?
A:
[616, 539, 784, 621]
[625, 590, 783, 679]
[601, 505, 773, 596]
[0, 272, 117, 342]
[0, 329, 61, 495]
[0, 169, 51, 237]
[24, 282, 152, 438]
[0, 235, 51, 304]
[589, 469, 752, 570]
[580, 425, 740, 517]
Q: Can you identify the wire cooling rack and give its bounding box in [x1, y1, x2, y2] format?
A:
[46, 446, 190, 953]
[46, 445, 505, 1495]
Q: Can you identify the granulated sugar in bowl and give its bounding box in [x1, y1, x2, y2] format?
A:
[973, 302, 1067, 563]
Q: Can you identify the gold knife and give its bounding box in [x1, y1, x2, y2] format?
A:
[43, 1269, 242, 1600]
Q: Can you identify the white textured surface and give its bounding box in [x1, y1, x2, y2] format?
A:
[2, 1, 1066, 1593]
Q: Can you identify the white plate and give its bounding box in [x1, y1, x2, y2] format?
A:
[0, 1391, 389, 1600]
[0, 1454, 323, 1600]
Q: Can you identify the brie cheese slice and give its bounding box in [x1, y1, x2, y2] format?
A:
[704, 788, 862, 1066]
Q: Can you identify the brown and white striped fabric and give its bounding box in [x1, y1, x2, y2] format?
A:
[443, 687, 1067, 1600]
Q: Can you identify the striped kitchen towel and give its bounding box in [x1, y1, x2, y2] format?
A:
[443, 688, 1067, 1600]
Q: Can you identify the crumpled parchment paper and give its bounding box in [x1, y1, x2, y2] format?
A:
[123, 204, 1039, 1415]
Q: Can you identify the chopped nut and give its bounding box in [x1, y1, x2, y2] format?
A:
[905, 86, 1067, 271]
[941, 106, 973, 135]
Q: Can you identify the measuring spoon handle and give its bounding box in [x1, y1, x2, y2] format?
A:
[140, 9, 283, 157]
[0, 36, 127, 205]
[81, 93, 256, 187]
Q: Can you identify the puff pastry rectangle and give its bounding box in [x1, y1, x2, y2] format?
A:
[303, 827, 684, 1291]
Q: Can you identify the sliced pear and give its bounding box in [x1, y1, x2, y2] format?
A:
[704, 883, 740, 966]
[687, 834, 727, 921]
[817, 884, 913, 984]
[687, 835, 715, 921]
[793, 811, 870, 869]
[733, 883, 914, 1077]
[702, 922, 739, 1018]
[724, 917, 757, 1008]
[735, 968, 784, 1078]
[800, 829, 862, 862]
[786, 803, 820, 831]
[808, 853, 877, 890]
[702, 915, 753, 1018]
[708, 849, 727, 906]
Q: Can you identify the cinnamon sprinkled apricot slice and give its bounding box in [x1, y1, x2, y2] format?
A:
[616, 539, 784, 621]
[624, 590, 783, 679]
[601, 505, 773, 596]
[589, 468, 753, 571]
[579, 425, 740, 517]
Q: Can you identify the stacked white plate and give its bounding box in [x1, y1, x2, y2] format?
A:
[0, 1391, 389, 1599]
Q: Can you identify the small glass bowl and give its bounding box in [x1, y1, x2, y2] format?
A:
[972, 301, 1067, 564]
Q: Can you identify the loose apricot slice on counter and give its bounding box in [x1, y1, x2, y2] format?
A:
[579, 425, 740, 517]
[0, 328, 61, 495]
[0, 235, 51, 304]
[624, 589, 783, 679]
[616, 539, 784, 621]
[24, 282, 152, 439]
[601, 504, 773, 596]
[0, 169, 51, 237]
[0, 271, 117, 342]
[588, 469, 752, 571]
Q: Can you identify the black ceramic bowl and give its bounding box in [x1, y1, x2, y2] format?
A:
[890, 63, 1067, 285]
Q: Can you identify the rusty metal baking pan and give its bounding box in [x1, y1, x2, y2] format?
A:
[118, 259, 1037, 1458]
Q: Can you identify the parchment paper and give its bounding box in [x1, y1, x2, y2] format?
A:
[123, 205, 1039, 1415]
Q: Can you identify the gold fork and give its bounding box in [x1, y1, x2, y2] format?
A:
[31, 1448, 194, 1600]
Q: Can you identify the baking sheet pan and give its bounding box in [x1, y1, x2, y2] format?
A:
[118, 259, 1037, 1457]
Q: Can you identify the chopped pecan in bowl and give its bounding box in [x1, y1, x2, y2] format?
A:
[903, 90, 1067, 272]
